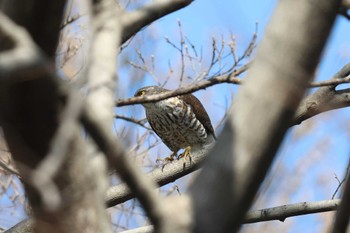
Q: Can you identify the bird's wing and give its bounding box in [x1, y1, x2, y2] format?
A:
[180, 94, 216, 140]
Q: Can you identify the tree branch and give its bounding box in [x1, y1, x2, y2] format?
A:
[332, 160, 350, 199]
[116, 63, 248, 107]
[115, 114, 151, 130]
[190, 1, 341, 233]
[116, 60, 350, 125]
[294, 62, 350, 125]
[309, 76, 350, 87]
[85, 0, 177, 231]
[119, 199, 341, 233]
[121, 0, 193, 44]
[105, 145, 211, 207]
[245, 199, 340, 224]
[0, 6, 108, 233]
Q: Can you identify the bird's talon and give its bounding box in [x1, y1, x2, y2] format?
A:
[178, 146, 192, 165]
[156, 152, 177, 170]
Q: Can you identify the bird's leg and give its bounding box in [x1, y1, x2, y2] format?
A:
[178, 146, 192, 164]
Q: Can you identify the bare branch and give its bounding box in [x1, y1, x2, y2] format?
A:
[116, 63, 248, 107]
[332, 159, 350, 199]
[245, 199, 340, 224]
[294, 62, 350, 125]
[116, 60, 350, 112]
[105, 145, 211, 207]
[120, 199, 341, 233]
[121, 0, 193, 44]
[115, 114, 151, 130]
[309, 76, 350, 87]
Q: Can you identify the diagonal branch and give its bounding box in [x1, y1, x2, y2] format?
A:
[121, 0, 193, 44]
[190, 1, 341, 233]
[105, 145, 211, 207]
[82, 105, 179, 233]
[86, 0, 175, 231]
[115, 114, 151, 130]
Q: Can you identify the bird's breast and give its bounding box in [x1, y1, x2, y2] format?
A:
[145, 97, 209, 150]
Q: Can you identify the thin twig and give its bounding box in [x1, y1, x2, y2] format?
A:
[309, 75, 350, 87]
[332, 159, 350, 199]
[115, 114, 151, 130]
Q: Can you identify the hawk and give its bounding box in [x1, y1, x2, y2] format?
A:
[135, 86, 216, 161]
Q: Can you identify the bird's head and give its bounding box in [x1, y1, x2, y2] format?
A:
[134, 86, 169, 97]
[134, 86, 171, 109]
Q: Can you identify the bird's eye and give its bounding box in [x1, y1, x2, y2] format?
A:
[136, 90, 145, 97]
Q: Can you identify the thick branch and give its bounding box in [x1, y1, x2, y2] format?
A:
[294, 62, 350, 124]
[121, 0, 193, 44]
[105, 145, 211, 207]
[0, 8, 109, 233]
[190, 1, 341, 233]
[82, 105, 178, 232]
[86, 0, 177, 231]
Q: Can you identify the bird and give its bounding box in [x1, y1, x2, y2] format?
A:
[134, 86, 216, 162]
